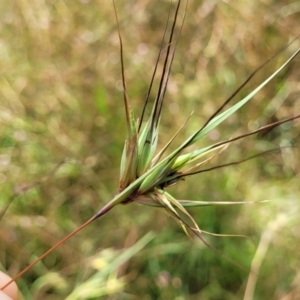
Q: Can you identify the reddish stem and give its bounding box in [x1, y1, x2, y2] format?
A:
[0, 214, 98, 291]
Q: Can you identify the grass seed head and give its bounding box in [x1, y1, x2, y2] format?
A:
[111, 0, 300, 237]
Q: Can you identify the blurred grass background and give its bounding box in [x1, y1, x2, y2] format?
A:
[0, 0, 299, 299]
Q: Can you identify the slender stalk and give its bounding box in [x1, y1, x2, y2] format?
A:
[0, 215, 98, 291]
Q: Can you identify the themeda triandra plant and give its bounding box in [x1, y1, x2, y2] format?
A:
[1, 0, 299, 292]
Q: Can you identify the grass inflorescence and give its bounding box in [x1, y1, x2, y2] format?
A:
[0, 0, 300, 299]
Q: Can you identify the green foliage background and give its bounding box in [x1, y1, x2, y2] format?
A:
[0, 0, 299, 299]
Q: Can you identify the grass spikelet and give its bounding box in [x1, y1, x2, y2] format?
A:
[1, 0, 299, 295]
